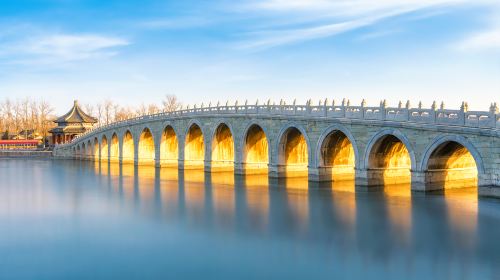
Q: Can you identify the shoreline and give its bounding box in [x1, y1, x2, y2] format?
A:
[0, 150, 53, 158]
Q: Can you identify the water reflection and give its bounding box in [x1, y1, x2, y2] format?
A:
[93, 161, 485, 253]
[7, 159, 497, 278]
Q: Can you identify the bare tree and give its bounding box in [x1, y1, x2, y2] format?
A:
[162, 94, 182, 112]
[0, 95, 182, 144]
[136, 103, 147, 116]
[38, 100, 54, 146]
[147, 103, 160, 115]
[96, 103, 104, 126]
[103, 100, 114, 125]
[84, 103, 95, 118]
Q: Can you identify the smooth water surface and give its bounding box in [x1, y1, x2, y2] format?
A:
[1, 159, 500, 279]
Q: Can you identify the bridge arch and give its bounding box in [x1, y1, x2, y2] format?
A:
[138, 127, 156, 165]
[420, 135, 483, 189]
[316, 124, 358, 181]
[87, 142, 92, 159]
[210, 121, 235, 171]
[73, 145, 82, 159]
[121, 130, 135, 164]
[276, 123, 310, 177]
[184, 121, 205, 169]
[93, 137, 99, 160]
[242, 122, 270, 174]
[110, 133, 119, 162]
[160, 124, 179, 167]
[364, 129, 416, 186]
[100, 135, 108, 162]
[82, 143, 86, 159]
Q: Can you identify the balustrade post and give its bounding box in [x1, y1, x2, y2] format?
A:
[323, 98, 328, 117]
[405, 100, 411, 121]
[431, 101, 437, 123]
[341, 98, 346, 117]
[460, 101, 467, 125]
[490, 102, 498, 128]
[361, 99, 366, 119]
[380, 99, 387, 120]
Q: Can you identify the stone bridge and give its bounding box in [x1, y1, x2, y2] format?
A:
[54, 100, 500, 197]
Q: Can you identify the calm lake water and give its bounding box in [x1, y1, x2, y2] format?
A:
[1, 159, 500, 279]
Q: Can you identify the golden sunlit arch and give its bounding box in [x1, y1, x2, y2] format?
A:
[211, 122, 235, 171]
[93, 137, 99, 160]
[317, 125, 358, 181]
[122, 130, 135, 164]
[100, 135, 108, 162]
[110, 133, 119, 162]
[277, 125, 309, 177]
[422, 135, 482, 190]
[243, 123, 269, 174]
[184, 122, 205, 169]
[365, 130, 415, 186]
[138, 127, 156, 165]
[160, 125, 179, 167]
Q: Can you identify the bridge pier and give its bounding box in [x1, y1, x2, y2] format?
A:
[308, 167, 356, 182]
[234, 162, 245, 175]
[478, 173, 500, 197]
[268, 164, 284, 178]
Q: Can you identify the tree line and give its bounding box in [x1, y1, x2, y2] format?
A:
[0, 95, 182, 140]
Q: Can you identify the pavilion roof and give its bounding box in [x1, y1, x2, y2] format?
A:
[54, 100, 97, 124]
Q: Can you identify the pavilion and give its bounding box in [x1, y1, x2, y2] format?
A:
[50, 100, 97, 145]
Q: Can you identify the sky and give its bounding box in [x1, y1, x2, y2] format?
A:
[0, 0, 499, 113]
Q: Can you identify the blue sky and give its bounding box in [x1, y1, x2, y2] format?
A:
[0, 0, 499, 112]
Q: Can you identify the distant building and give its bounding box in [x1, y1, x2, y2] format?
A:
[50, 100, 97, 145]
[0, 140, 39, 150]
[12, 130, 43, 141]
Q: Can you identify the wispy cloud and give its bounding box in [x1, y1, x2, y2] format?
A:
[138, 17, 211, 30]
[235, 0, 497, 50]
[28, 34, 129, 60]
[0, 28, 130, 65]
[455, 28, 500, 51]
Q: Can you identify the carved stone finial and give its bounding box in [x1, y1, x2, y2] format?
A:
[490, 102, 499, 114]
[318, 100, 322, 106]
[346, 99, 351, 107]
[187, 104, 190, 109]
[418, 101, 423, 109]
[405, 100, 411, 109]
[460, 101, 468, 112]
[256, 99, 259, 106]
[361, 99, 366, 107]
[225, 100, 229, 106]
[332, 99, 335, 106]
[381, 99, 387, 108]
[431, 101, 437, 110]
[245, 99, 248, 106]
[208, 102, 212, 107]
[235, 100, 238, 106]
[280, 99, 283, 106]
[217, 101, 220, 107]
[201, 102, 204, 108]
[293, 99, 297, 105]
[267, 99, 271, 106]
[324, 98, 328, 106]
[398, 101, 403, 108]
[342, 98, 346, 106]
[440, 101, 445, 110]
